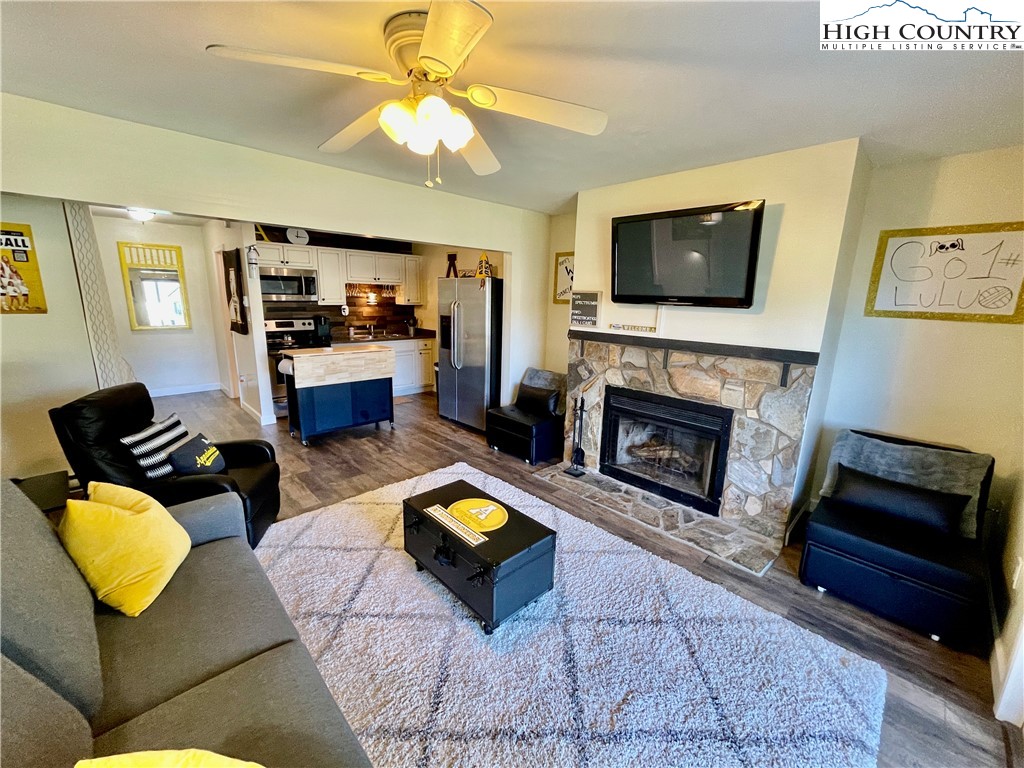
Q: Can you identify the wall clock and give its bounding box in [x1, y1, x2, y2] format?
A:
[286, 228, 310, 245]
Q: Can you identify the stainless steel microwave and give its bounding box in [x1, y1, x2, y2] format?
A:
[259, 267, 318, 302]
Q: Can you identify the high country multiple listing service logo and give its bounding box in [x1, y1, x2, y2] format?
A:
[821, 0, 1021, 50]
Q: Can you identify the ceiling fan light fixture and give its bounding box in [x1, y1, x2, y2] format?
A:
[417, 0, 493, 78]
[407, 131, 439, 156]
[378, 98, 417, 144]
[441, 108, 474, 152]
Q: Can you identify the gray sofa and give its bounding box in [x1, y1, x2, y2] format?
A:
[0, 480, 371, 767]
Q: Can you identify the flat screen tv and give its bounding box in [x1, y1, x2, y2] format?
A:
[611, 199, 765, 308]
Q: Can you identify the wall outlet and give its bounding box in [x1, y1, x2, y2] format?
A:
[1012, 556, 1023, 591]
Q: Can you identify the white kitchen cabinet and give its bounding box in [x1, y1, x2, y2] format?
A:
[256, 242, 315, 268]
[393, 347, 417, 390]
[397, 256, 422, 305]
[357, 338, 434, 395]
[346, 250, 405, 284]
[417, 341, 433, 389]
[317, 248, 347, 305]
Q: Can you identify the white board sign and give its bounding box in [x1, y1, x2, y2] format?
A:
[866, 222, 1023, 324]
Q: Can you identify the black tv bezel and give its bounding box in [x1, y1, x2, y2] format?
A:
[611, 199, 765, 309]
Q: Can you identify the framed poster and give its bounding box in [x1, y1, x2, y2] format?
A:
[1, 222, 48, 314]
[553, 252, 574, 304]
[222, 248, 249, 335]
[865, 222, 1023, 323]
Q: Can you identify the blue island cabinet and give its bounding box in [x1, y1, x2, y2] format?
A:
[286, 375, 394, 445]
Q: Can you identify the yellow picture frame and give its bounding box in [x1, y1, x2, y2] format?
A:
[553, 251, 574, 304]
[864, 221, 1023, 324]
[1, 222, 48, 314]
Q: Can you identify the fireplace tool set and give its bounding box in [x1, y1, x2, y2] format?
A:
[564, 397, 587, 477]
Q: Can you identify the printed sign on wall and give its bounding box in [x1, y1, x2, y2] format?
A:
[865, 222, 1023, 324]
[553, 252, 574, 304]
[1, 222, 48, 314]
[570, 291, 601, 327]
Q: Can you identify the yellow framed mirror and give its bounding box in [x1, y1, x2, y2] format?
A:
[117, 241, 191, 330]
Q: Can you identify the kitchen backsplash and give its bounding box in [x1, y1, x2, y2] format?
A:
[263, 286, 417, 341]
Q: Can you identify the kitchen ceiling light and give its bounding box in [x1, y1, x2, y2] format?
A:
[127, 208, 157, 222]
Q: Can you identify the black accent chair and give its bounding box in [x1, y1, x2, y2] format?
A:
[486, 368, 566, 466]
[799, 430, 995, 653]
[49, 383, 280, 548]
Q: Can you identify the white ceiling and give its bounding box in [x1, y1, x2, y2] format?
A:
[3, 2, 1022, 215]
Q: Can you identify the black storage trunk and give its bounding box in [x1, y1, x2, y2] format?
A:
[403, 480, 556, 633]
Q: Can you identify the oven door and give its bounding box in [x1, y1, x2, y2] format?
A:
[267, 351, 287, 398]
[260, 268, 317, 302]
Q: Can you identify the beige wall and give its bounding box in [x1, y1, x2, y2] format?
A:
[90, 216, 221, 395]
[0, 95, 550, 406]
[1, 96, 552, 416]
[814, 145, 1023, 722]
[573, 139, 862, 352]
[0, 193, 98, 477]
[544, 212, 577, 372]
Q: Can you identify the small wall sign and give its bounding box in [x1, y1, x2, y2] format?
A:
[865, 221, 1023, 324]
[570, 290, 601, 327]
[553, 252, 574, 304]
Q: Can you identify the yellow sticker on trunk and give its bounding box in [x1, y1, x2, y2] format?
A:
[446, 498, 509, 532]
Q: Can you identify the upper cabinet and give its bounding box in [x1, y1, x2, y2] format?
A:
[347, 250, 404, 283]
[256, 242, 315, 268]
[317, 248, 347, 305]
[397, 256, 422, 306]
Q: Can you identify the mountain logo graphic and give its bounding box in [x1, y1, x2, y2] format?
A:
[820, 0, 1021, 50]
[828, 1, 1017, 23]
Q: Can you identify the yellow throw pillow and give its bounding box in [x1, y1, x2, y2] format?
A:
[76, 749, 264, 767]
[58, 482, 191, 617]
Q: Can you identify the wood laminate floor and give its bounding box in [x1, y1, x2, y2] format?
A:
[159, 389, 1017, 768]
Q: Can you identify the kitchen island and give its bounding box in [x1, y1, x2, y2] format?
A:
[283, 344, 395, 445]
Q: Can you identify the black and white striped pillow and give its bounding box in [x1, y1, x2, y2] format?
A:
[119, 413, 190, 480]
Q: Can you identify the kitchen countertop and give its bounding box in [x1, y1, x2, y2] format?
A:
[283, 344, 391, 358]
[331, 330, 436, 345]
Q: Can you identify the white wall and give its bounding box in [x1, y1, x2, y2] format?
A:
[0, 193, 98, 477]
[811, 145, 1024, 722]
[200, 219, 239, 397]
[90, 216, 220, 396]
[573, 139, 861, 352]
[544, 212, 577, 372]
[1, 95, 550, 406]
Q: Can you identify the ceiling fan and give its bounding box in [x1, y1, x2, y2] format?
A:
[206, 0, 607, 179]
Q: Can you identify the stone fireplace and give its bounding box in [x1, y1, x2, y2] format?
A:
[565, 331, 818, 553]
[600, 387, 732, 515]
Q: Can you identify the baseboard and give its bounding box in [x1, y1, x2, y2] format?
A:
[150, 383, 222, 398]
[992, 630, 1024, 726]
[239, 399, 263, 425]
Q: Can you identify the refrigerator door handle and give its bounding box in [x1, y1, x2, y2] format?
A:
[453, 300, 464, 370]
[448, 300, 458, 369]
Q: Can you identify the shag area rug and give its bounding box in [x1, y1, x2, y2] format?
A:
[256, 463, 887, 768]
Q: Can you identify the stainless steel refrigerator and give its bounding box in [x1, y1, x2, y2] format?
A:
[437, 278, 503, 430]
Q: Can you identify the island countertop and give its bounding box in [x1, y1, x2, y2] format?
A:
[283, 344, 395, 388]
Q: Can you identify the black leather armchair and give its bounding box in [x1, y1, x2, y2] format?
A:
[486, 368, 567, 466]
[799, 430, 995, 653]
[49, 383, 280, 548]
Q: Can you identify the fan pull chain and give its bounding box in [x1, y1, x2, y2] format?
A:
[435, 144, 443, 186]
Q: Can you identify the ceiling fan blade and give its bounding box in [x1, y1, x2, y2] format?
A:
[459, 130, 501, 176]
[455, 83, 607, 136]
[318, 107, 382, 153]
[206, 44, 407, 85]
[418, 0, 493, 78]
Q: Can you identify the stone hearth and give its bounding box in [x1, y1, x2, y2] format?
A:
[565, 332, 818, 554]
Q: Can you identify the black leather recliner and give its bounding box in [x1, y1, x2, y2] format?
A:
[49, 383, 280, 548]
[486, 369, 567, 466]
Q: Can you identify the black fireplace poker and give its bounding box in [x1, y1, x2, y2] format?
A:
[564, 397, 587, 477]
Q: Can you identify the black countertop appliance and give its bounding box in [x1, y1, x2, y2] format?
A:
[313, 314, 332, 345]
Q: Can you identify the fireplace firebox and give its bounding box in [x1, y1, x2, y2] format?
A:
[599, 387, 732, 515]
